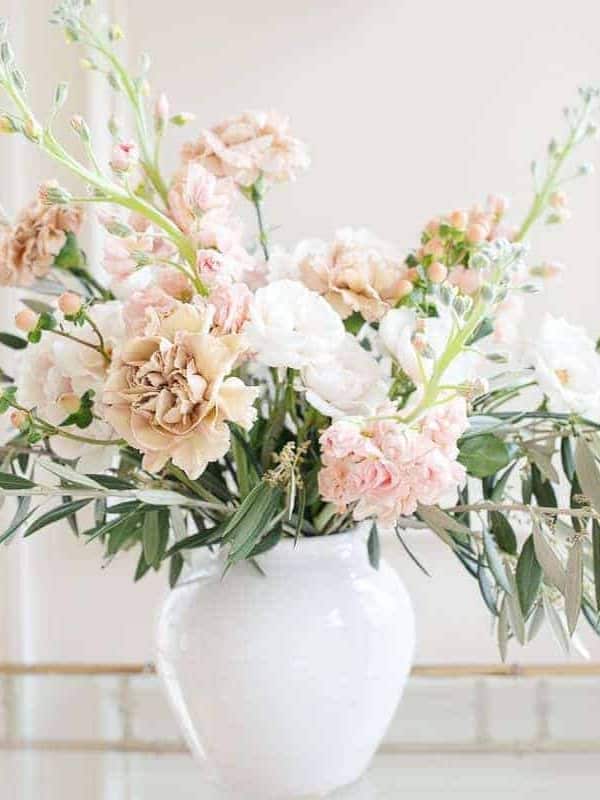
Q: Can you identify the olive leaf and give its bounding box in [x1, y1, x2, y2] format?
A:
[564, 539, 583, 635]
[532, 520, 566, 593]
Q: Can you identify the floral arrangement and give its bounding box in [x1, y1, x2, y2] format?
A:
[2, 1, 600, 657]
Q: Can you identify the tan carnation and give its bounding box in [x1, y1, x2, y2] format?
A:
[103, 304, 259, 479]
[0, 184, 84, 287]
[297, 228, 409, 322]
[182, 110, 310, 187]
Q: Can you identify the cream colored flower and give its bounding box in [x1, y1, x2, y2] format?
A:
[182, 110, 310, 187]
[297, 228, 409, 322]
[103, 304, 259, 478]
[0, 184, 83, 287]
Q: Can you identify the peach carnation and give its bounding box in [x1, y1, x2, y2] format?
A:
[103, 304, 259, 478]
[297, 229, 409, 322]
[182, 110, 310, 187]
[0, 184, 83, 287]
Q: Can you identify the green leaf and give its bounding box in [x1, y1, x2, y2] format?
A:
[169, 553, 184, 588]
[37, 458, 104, 489]
[367, 523, 380, 570]
[592, 519, 600, 612]
[0, 472, 36, 489]
[505, 565, 526, 644]
[515, 534, 542, 617]
[467, 316, 493, 345]
[143, 511, 161, 566]
[395, 527, 431, 576]
[542, 591, 570, 654]
[477, 556, 498, 617]
[458, 434, 511, 478]
[0, 495, 35, 544]
[87, 474, 135, 490]
[343, 311, 365, 335]
[249, 526, 282, 557]
[497, 596, 509, 662]
[482, 524, 512, 594]
[527, 602, 545, 642]
[575, 438, 600, 512]
[0, 332, 27, 350]
[54, 231, 83, 268]
[532, 520, 566, 593]
[564, 539, 583, 635]
[21, 298, 53, 315]
[134, 550, 151, 582]
[489, 511, 517, 555]
[490, 463, 516, 502]
[560, 437, 575, 482]
[531, 463, 557, 510]
[24, 499, 91, 537]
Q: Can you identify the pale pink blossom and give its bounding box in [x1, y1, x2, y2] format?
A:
[182, 110, 310, 187]
[318, 403, 467, 526]
[168, 162, 235, 239]
[110, 140, 139, 172]
[209, 282, 253, 335]
[156, 267, 193, 300]
[122, 286, 178, 335]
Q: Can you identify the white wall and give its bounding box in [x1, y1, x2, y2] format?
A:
[2, 0, 600, 665]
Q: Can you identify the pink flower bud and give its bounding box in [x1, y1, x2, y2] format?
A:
[396, 279, 414, 299]
[412, 332, 427, 353]
[58, 291, 83, 316]
[58, 393, 81, 415]
[10, 409, 28, 429]
[487, 194, 510, 217]
[549, 190, 568, 209]
[405, 267, 420, 282]
[110, 140, 139, 172]
[155, 92, 169, 124]
[15, 308, 39, 333]
[425, 217, 440, 235]
[466, 223, 488, 244]
[428, 261, 448, 284]
[423, 237, 445, 258]
[449, 209, 468, 231]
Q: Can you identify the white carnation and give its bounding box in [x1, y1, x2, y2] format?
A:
[244, 279, 344, 368]
[302, 334, 389, 418]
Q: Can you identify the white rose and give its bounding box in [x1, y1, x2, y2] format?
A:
[302, 334, 389, 418]
[531, 315, 600, 419]
[244, 279, 344, 369]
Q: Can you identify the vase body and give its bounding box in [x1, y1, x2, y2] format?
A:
[155, 526, 415, 799]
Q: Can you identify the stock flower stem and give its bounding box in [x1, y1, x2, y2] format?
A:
[253, 196, 270, 261]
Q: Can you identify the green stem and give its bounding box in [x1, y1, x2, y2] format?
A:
[253, 195, 270, 261]
[48, 328, 109, 364]
[516, 99, 593, 242]
[82, 312, 110, 361]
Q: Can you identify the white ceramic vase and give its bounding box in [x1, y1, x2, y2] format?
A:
[155, 525, 415, 799]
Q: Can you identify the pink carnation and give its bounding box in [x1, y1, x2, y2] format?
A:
[123, 286, 177, 335]
[318, 401, 467, 526]
[209, 282, 253, 335]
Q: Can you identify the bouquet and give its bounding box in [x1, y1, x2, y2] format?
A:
[1, 0, 600, 658]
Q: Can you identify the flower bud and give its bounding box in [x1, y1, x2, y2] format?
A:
[425, 217, 440, 236]
[23, 117, 42, 143]
[427, 261, 448, 284]
[423, 237, 445, 258]
[170, 112, 195, 126]
[54, 82, 69, 109]
[15, 308, 39, 333]
[108, 115, 122, 137]
[405, 267, 420, 282]
[396, 279, 414, 299]
[0, 40, 13, 65]
[0, 113, 18, 134]
[549, 190, 567, 209]
[487, 194, 510, 217]
[10, 409, 28, 429]
[530, 260, 564, 280]
[70, 114, 91, 142]
[155, 92, 169, 133]
[80, 57, 97, 70]
[58, 291, 82, 316]
[108, 23, 124, 42]
[466, 223, 488, 243]
[449, 209, 468, 231]
[110, 140, 139, 172]
[58, 392, 81, 415]
[38, 182, 72, 205]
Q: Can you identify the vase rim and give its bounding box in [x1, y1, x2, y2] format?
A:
[176, 521, 372, 585]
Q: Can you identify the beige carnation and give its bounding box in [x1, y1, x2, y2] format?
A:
[0, 186, 84, 287]
[103, 304, 259, 479]
[297, 228, 409, 322]
[182, 110, 310, 187]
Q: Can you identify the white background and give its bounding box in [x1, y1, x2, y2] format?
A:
[2, 0, 600, 665]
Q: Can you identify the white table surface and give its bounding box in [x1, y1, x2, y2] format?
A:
[1, 751, 599, 799]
